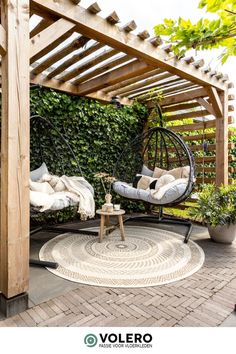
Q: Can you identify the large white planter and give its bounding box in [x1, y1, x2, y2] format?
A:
[208, 223, 236, 244]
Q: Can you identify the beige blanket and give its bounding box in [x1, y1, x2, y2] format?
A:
[30, 175, 95, 220]
[60, 175, 95, 220]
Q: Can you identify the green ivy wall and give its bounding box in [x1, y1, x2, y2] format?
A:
[30, 88, 148, 222]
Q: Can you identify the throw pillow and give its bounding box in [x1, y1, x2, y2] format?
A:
[133, 174, 157, 190]
[30, 162, 49, 182]
[164, 165, 190, 179]
[141, 164, 153, 177]
[154, 174, 175, 190]
[30, 180, 54, 195]
[152, 166, 167, 178]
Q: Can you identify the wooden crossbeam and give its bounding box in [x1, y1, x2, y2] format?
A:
[106, 11, 120, 24]
[139, 82, 198, 101]
[0, 24, 6, 56]
[59, 48, 119, 82]
[31, 0, 228, 91]
[47, 41, 104, 79]
[128, 78, 184, 99]
[31, 36, 90, 75]
[196, 97, 215, 116]
[138, 30, 150, 40]
[170, 116, 233, 133]
[149, 36, 163, 47]
[104, 69, 162, 94]
[123, 20, 137, 32]
[183, 130, 234, 142]
[162, 102, 200, 112]
[31, 72, 79, 94]
[30, 17, 53, 38]
[190, 142, 234, 152]
[87, 2, 101, 14]
[72, 55, 132, 85]
[116, 72, 174, 97]
[77, 60, 153, 95]
[207, 86, 223, 118]
[30, 18, 76, 64]
[160, 87, 208, 106]
[166, 109, 210, 122]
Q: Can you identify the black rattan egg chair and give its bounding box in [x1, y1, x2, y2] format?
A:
[30, 114, 97, 268]
[112, 104, 195, 243]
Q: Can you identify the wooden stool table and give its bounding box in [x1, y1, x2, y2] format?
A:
[96, 209, 126, 243]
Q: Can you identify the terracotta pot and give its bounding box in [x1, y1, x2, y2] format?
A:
[207, 223, 236, 244]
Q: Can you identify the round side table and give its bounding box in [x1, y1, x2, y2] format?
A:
[96, 209, 126, 243]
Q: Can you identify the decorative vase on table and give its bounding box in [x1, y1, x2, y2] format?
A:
[104, 193, 113, 212]
[105, 193, 112, 204]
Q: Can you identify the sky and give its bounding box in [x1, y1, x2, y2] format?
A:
[80, 0, 236, 99]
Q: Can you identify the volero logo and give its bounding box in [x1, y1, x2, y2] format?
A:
[84, 333, 152, 349]
[84, 334, 98, 347]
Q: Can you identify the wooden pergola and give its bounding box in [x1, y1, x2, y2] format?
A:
[0, 0, 233, 316]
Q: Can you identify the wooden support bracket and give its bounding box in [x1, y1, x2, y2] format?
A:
[207, 86, 223, 118]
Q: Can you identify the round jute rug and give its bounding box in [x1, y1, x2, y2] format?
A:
[39, 226, 205, 288]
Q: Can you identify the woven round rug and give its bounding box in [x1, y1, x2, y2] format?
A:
[39, 226, 205, 288]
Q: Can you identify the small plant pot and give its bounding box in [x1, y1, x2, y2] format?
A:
[207, 223, 236, 244]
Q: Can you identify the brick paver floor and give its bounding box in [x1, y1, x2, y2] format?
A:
[0, 222, 236, 327]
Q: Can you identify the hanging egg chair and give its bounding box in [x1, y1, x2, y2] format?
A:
[112, 105, 195, 243]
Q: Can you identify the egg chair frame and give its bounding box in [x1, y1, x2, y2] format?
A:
[30, 114, 98, 268]
[112, 105, 195, 243]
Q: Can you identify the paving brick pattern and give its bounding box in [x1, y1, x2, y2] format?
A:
[1, 225, 236, 327]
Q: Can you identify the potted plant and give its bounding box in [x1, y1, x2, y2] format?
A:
[189, 183, 236, 244]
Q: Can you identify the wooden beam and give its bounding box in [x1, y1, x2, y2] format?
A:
[30, 18, 53, 38]
[87, 2, 101, 15]
[0, 24, 6, 56]
[106, 11, 120, 25]
[77, 60, 153, 95]
[60, 48, 119, 82]
[183, 130, 234, 142]
[30, 73, 79, 95]
[86, 91, 132, 105]
[216, 90, 228, 186]
[31, 0, 228, 91]
[128, 78, 185, 99]
[138, 30, 150, 40]
[166, 109, 211, 122]
[160, 87, 208, 106]
[123, 20, 137, 33]
[194, 155, 234, 163]
[73, 55, 133, 85]
[30, 17, 76, 64]
[47, 41, 104, 79]
[73, 55, 132, 85]
[162, 102, 200, 112]
[115, 72, 174, 97]
[0, 0, 30, 298]
[31, 36, 90, 75]
[196, 97, 215, 116]
[190, 142, 234, 152]
[170, 116, 233, 133]
[149, 36, 163, 47]
[207, 86, 223, 118]
[103, 68, 162, 94]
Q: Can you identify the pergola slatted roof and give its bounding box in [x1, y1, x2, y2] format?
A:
[25, 0, 230, 106]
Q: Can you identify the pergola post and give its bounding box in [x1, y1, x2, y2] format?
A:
[215, 89, 229, 186]
[0, 0, 30, 317]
